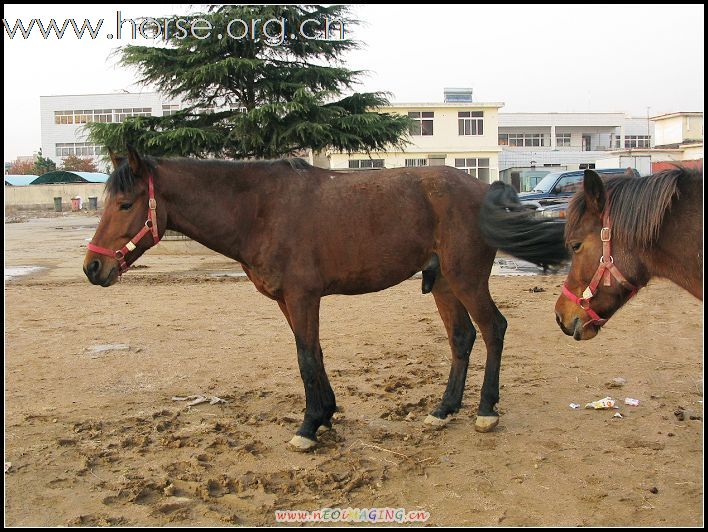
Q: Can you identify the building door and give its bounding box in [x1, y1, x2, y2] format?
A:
[582, 135, 592, 151]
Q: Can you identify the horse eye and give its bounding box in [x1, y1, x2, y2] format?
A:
[119, 202, 133, 211]
[571, 242, 582, 252]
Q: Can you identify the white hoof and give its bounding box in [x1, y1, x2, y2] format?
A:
[288, 435, 318, 452]
[474, 415, 499, 433]
[423, 414, 451, 427]
[317, 424, 331, 434]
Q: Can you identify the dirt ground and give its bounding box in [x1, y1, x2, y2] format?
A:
[4, 212, 703, 526]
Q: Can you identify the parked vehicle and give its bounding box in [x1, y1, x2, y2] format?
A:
[519, 167, 640, 218]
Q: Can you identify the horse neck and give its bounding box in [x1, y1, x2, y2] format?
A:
[645, 176, 703, 298]
[157, 159, 261, 263]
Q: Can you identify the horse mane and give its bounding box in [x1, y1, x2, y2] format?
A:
[105, 156, 313, 197]
[566, 166, 698, 250]
[105, 156, 157, 198]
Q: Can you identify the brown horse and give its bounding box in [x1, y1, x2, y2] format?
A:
[555, 167, 703, 341]
[83, 147, 566, 450]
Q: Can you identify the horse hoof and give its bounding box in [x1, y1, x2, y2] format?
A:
[288, 435, 318, 452]
[317, 424, 331, 434]
[474, 415, 499, 433]
[423, 414, 451, 427]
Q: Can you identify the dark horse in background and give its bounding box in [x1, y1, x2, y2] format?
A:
[84, 148, 566, 451]
[555, 167, 703, 341]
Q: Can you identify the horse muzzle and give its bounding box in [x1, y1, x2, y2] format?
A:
[83, 259, 118, 287]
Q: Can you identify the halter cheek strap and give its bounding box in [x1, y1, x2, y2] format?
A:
[87, 174, 160, 274]
[562, 213, 640, 328]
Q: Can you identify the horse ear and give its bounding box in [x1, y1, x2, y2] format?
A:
[583, 169, 606, 214]
[126, 145, 144, 176]
[108, 149, 123, 170]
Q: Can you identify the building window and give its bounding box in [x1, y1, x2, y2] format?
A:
[579, 163, 596, 169]
[348, 159, 385, 169]
[507, 133, 545, 147]
[458, 111, 484, 136]
[454, 157, 490, 181]
[55, 142, 104, 157]
[616, 135, 651, 149]
[114, 107, 152, 123]
[55, 143, 74, 156]
[73, 110, 93, 124]
[93, 109, 112, 123]
[54, 111, 73, 125]
[162, 104, 180, 116]
[544, 163, 562, 167]
[408, 111, 434, 136]
[55, 109, 118, 125]
[556, 133, 571, 147]
[498, 134, 508, 146]
[405, 158, 428, 167]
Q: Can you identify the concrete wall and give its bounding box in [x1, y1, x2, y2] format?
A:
[653, 116, 685, 146]
[682, 144, 703, 160]
[684, 115, 704, 142]
[4, 183, 106, 210]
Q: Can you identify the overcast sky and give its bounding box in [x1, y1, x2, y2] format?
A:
[3, 3, 704, 162]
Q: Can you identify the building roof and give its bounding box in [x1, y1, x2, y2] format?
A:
[650, 112, 703, 121]
[4, 175, 39, 186]
[30, 171, 109, 185]
[499, 112, 626, 127]
[67, 171, 110, 183]
[385, 102, 505, 109]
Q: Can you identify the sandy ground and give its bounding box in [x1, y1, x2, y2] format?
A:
[4, 212, 703, 526]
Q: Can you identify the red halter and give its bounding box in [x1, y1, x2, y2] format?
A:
[87, 174, 160, 275]
[562, 212, 640, 328]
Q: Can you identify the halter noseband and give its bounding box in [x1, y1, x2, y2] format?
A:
[87, 173, 160, 274]
[562, 212, 640, 328]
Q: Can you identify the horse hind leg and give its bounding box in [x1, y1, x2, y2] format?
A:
[425, 275, 476, 426]
[450, 278, 507, 433]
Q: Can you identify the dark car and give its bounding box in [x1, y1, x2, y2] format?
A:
[519, 167, 640, 218]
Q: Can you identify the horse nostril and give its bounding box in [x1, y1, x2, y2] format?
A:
[555, 312, 562, 326]
[88, 260, 101, 276]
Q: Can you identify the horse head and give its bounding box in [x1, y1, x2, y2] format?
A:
[554, 169, 644, 340]
[83, 147, 165, 286]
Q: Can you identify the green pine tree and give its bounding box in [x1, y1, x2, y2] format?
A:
[86, 5, 410, 159]
[33, 148, 57, 175]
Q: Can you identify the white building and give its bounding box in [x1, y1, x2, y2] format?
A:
[650, 112, 703, 147]
[40, 92, 183, 171]
[595, 112, 703, 173]
[498, 113, 654, 173]
[317, 89, 504, 183]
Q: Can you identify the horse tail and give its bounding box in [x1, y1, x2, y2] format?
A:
[478, 181, 568, 267]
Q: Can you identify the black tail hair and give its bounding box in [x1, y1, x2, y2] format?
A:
[479, 182, 568, 267]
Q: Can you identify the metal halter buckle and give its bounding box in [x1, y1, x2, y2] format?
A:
[600, 227, 611, 241]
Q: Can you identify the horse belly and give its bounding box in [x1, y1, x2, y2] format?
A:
[322, 237, 431, 296]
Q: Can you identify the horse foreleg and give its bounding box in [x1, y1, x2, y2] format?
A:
[283, 293, 336, 451]
[425, 276, 476, 426]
